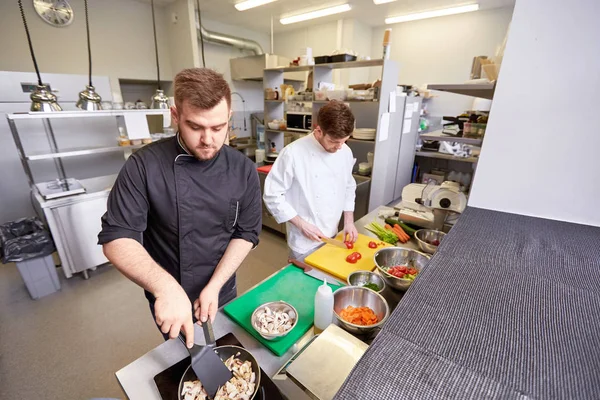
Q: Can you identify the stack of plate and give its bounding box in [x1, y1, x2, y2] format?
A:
[352, 128, 376, 141]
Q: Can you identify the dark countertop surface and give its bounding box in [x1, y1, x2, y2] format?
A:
[334, 206, 600, 400]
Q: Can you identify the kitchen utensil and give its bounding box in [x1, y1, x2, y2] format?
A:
[304, 233, 392, 282]
[414, 229, 447, 254]
[321, 236, 348, 249]
[374, 247, 430, 291]
[290, 258, 345, 286]
[178, 344, 261, 400]
[178, 320, 233, 398]
[333, 286, 389, 335]
[285, 325, 367, 400]
[156, 333, 282, 400]
[346, 270, 385, 294]
[223, 265, 339, 356]
[251, 301, 298, 341]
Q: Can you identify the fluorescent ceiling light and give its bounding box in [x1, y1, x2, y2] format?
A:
[280, 4, 352, 25]
[385, 4, 479, 24]
[374, 0, 397, 4]
[235, 0, 278, 11]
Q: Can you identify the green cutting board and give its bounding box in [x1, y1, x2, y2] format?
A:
[224, 265, 339, 356]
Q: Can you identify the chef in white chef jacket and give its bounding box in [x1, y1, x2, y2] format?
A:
[263, 101, 358, 259]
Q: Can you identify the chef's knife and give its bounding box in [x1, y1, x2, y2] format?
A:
[290, 258, 345, 286]
[321, 236, 348, 249]
[178, 319, 232, 398]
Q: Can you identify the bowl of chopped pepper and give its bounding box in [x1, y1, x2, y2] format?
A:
[347, 270, 386, 294]
[374, 247, 430, 291]
[333, 286, 389, 335]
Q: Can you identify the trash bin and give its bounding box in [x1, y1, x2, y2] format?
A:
[0, 217, 60, 299]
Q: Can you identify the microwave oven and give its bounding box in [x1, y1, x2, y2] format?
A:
[287, 111, 312, 132]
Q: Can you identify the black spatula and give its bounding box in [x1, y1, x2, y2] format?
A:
[179, 320, 233, 398]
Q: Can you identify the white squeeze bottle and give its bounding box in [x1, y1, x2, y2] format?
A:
[314, 278, 334, 333]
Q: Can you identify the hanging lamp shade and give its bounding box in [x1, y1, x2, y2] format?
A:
[151, 89, 170, 109]
[150, 0, 170, 109]
[19, 0, 62, 112]
[77, 0, 102, 110]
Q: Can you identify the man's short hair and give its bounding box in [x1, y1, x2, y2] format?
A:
[317, 100, 355, 139]
[174, 68, 231, 111]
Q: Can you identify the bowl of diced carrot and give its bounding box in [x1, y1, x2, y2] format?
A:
[333, 286, 389, 335]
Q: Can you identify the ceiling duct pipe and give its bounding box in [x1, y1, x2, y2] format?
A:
[197, 23, 264, 55]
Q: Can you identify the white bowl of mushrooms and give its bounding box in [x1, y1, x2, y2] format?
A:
[251, 301, 298, 341]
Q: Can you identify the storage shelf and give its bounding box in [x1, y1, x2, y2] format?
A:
[265, 59, 384, 73]
[313, 100, 378, 104]
[415, 150, 478, 163]
[264, 100, 285, 103]
[348, 138, 375, 143]
[26, 144, 145, 161]
[427, 83, 495, 100]
[7, 109, 169, 120]
[420, 130, 483, 145]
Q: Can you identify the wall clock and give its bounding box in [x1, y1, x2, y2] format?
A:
[33, 0, 74, 27]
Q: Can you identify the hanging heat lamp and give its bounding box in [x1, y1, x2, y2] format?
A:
[18, 0, 62, 112]
[76, 0, 102, 110]
[150, 0, 170, 109]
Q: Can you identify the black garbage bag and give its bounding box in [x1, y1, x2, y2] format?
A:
[0, 217, 56, 263]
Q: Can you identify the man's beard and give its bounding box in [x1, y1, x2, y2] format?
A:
[179, 128, 225, 161]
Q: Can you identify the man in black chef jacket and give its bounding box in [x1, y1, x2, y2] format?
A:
[98, 69, 261, 348]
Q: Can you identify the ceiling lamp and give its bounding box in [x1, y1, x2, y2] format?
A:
[235, 0, 278, 11]
[150, 0, 170, 109]
[76, 0, 102, 111]
[18, 0, 62, 112]
[385, 4, 479, 24]
[373, 0, 397, 4]
[280, 4, 351, 25]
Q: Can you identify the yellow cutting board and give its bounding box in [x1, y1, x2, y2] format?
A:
[305, 233, 392, 281]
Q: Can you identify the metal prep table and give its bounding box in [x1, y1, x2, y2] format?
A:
[33, 174, 116, 278]
[115, 202, 417, 399]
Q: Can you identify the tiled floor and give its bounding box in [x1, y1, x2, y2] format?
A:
[0, 229, 288, 400]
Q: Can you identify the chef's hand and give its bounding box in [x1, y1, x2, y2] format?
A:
[299, 220, 325, 242]
[154, 284, 195, 348]
[194, 283, 220, 324]
[344, 223, 358, 243]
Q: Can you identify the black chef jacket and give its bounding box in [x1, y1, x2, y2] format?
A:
[98, 135, 262, 305]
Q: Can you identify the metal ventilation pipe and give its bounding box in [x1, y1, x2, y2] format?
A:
[197, 24, 264, 55]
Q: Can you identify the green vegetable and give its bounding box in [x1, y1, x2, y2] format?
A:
[384, 218, 418, 236]
[365, 222, 398, 244]
[362, 282, 381, 291]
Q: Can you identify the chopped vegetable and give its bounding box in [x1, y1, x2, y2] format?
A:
[387, 265, 418, 280]
[368, 241, 378, 249]
[362, 282, 381, 291]
[354, 252, 362, 260]
[339, 305, 379, 326]
[182, 354, 256, 400]
[345, 241, 354, 249]
[346, 253, 358, 263]
[365, 222, 398, 244]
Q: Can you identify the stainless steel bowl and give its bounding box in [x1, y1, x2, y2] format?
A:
[251, 301, 298, 341]
[374, 247, 431, 291]
[333, 286, 389, 335]
[347, 270, 385, 294]
[415, 229, 447, 254]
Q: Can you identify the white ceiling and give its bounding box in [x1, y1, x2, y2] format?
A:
[136, 0, 515, 33]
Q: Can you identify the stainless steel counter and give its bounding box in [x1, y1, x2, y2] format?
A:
[115, 202, 414, 400]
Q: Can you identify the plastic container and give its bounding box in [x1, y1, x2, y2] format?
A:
[331, 54, 357, 63]
[16, 254, 61, 300]
[314, 278, 334, 333]
[314, 55, 331, 64]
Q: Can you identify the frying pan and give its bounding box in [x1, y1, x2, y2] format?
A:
[178, 345, 262, 400]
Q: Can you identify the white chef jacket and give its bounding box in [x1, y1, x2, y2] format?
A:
[263, 133, 356, 255]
